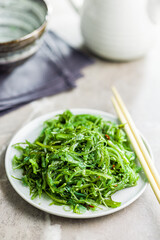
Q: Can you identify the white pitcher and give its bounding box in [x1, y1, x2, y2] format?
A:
[68, 0, 160, 61]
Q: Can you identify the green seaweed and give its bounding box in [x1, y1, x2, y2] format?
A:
[12, 110, 140, 214]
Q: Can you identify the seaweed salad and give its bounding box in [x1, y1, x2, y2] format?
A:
[12, 110, 140, 214]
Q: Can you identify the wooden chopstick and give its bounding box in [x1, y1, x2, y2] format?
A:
[111, 94, 160, 203]
[112, 86, 160, 190]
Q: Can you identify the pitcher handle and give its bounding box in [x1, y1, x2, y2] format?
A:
[67, 0, 83, 14]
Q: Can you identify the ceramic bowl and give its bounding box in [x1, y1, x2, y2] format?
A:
[0, 0, 48, 70]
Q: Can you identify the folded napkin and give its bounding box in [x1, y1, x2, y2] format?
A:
[0, 31, 93, 116]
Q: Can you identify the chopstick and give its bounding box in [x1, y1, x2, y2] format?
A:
[111, 87, 160, 203]
[112, 87, 160, 189]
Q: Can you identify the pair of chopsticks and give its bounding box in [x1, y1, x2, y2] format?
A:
[112, 87, 160, 203]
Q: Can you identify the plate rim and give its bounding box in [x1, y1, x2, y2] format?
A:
[5, 108, 153, 219]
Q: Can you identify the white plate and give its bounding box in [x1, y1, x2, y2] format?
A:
[5, 109, 153, 219]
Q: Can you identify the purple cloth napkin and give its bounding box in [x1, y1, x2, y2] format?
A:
[0, 31, 94, 116]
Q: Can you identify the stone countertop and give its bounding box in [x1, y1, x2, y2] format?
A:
[0, 1, 160, 239]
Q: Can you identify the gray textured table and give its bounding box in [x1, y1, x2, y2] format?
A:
[0, 1, 160, 240]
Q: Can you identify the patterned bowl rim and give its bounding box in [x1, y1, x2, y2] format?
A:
[0, 0, 49, 46]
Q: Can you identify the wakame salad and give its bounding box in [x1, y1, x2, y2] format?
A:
[12, 110, 140, 214]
